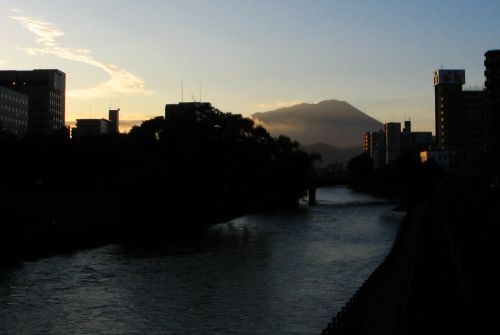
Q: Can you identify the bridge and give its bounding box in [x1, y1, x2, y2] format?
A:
[307, 174, 348, 205]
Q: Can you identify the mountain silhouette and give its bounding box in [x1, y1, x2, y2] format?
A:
[251, 99, 382, 148]
[301, 142, 362, 167]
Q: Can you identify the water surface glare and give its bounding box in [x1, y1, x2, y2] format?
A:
[0, 186, 402, 334]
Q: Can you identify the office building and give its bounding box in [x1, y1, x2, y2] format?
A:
[0, 69, 65, 135]
[72, 109, 120, 140]
[0, 86, 29, 137]
[385, 122, 401, 165]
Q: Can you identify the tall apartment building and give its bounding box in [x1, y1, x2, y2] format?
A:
[363, 132, 371, 153]
[433, 69, 486, 175]
[484, 50, 500, 175]
[363, 131, 386, 170]
[433, 69, 466, 150]
[371, 131, 386, 170]
[0, 86, 29, 137]
[463, 90, 487, 175]
[385, 122, 401, 165]
[0, 69, 65, 135]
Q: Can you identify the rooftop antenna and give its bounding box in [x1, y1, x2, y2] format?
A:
[199, 83, 202, 103]
[181, 78, 184, 102]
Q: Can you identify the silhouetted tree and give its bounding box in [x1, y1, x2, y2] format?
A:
[347, 152, 373, 186]
[1, 105, 317, 242]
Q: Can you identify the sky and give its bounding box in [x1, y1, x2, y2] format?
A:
[1, 0, 500, 133]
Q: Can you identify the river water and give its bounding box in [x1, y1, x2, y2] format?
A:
[0, 186, 402, 334]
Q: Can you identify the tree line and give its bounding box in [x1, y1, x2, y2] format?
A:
[0, 107, 317, 231]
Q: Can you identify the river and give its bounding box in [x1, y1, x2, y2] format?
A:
[0, 186, 402, 334]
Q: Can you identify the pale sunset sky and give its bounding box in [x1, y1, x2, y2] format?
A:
[1, 0, 499, 132]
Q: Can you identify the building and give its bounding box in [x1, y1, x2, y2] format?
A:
[108, 108, 120, 134]
[363, 132, 371, 153]
[366, 130, 385, 170]
[72, 119, 110, 139]
[484, 50, 500, 175]
[433, 69, 486, 175]
[364, 120, 433, 170]
[165, 102, 214, 121]
[463, 90, 487, 175]
[0, 86, 29, 137]
[385, 122, 401, 165]
[364, 130, 386, 170]
[401, 120, 433, 153]
[0, 69, 65, 135]
[420, 150, 457, 172]
[72, 109, 120, 139]
[433, 69, 466, 150]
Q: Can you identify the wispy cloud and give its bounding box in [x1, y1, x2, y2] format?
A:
[255, 100, 304, 111]
[10, 14, 154, 99]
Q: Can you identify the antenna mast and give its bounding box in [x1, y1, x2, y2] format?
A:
[181, 78, 184, 102]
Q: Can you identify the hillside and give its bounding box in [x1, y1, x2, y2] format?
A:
[252, 99, 382, 148]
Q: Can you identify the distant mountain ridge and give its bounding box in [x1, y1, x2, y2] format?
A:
[252, 99, 382, 148]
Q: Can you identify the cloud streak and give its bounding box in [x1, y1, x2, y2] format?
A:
[10, 14, 154, 99]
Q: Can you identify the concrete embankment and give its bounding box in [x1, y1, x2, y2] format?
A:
[322, 196, 474, 334]
[322, 203, 422, 334]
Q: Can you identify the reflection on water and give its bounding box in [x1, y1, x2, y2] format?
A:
[0, 186, 402, 334]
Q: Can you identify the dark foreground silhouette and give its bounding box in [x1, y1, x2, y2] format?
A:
[0, 106, 316, 264]
[323, 153, 500, 333]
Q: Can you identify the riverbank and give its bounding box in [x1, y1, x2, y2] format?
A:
[0, 192, 119, 266]
[0, 190, 297, 267]
[322, 198, 420, 334]
[323, 181, 500, 334]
